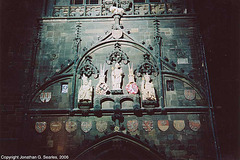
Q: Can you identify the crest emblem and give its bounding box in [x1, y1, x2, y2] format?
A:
[112, 30, 123, 39]
[157, 120, 169, 131]
[126, 82, 138, 94]
[142, 120, 153, 132]
[50, 121, 62, 133]
[173, 120, 185, 131]
[35, 122, 47, 133]
[96, 121, 108, 133]
[81, 121, 92, 133]
[184, 89, 196, 101]
[96, 83, 109, 95]
[127, 120, 138, 132]
[40, 92, 51, 103]
[65, 121, 77, 133]
[189, 120, 201, 131]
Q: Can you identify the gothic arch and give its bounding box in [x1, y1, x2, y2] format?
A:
[73, 132, 165, 160]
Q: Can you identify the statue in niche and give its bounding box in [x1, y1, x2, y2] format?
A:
[126, 63, 138, 94]
[96, 64, 109, 95]
[141, 74, 156, 101]
[78, 75, 92, 102]
[111, 63, 123, 90]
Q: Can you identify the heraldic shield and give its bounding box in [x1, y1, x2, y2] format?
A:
[50, 121, 62, 133]
[81, 121, 92, 133]
[184, 89, 196, 101]
[40, 92, 51, 103]
[96, 121, 108, 133]
[65, 121, 77, 133]
[126, 82, 139, 94]
[127, 120, 138, 132]
[157, 120, 169, 131]
[35, 122, 47, 133]
[142, 120, 154, 132]
[173, 120, 185, 131]
[189, 120, 201, 131]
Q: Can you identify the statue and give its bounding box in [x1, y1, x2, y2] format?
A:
[111, 63, 123, 90]
[110, 6, 124, 16]
[78, 75, 92, 102]
[141, 74, 156, 101]
[96, 64, 109, 95]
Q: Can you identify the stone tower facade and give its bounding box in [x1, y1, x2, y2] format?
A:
[1, 0, 220, 159]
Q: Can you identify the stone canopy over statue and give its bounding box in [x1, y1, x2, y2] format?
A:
[78, 75, 93, 102]
[141, 73, 156, 101]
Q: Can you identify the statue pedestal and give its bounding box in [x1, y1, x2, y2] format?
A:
[142, 100, 158, 108]
[111, 89, 123, 95]
[78, 100, 92, 109]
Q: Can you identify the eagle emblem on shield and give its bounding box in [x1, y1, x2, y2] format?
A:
[50, 121, 62, 133]
[40, 92, 51, 103]
[81, 121, 92, 133]
[127, 120, 138, 132]
[65, 120, 77, 133]
[142, 120, 154, 132]
[157, 120, 169, 131]
[173, 120, 185, 131]
[184, 89, 196, 101]
[96, 121, 108, 133]
[35, 122, 47, 133]
[189, 120, 201, 131]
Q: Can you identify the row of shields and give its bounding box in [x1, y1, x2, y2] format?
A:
[35, 120, 201, 134]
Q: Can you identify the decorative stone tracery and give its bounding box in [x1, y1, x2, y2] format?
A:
[106, 43, 129, 65]
[78, 56, 99, 78]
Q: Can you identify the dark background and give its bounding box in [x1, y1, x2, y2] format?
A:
[0, 0, 239, 159]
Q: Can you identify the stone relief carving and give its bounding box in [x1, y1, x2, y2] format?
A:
[106, 43, 129, 65]
[134, 4, 149, 15]
[78, 56, 99, 78]
[53, 6, 69, 17]
[141, 74, 156, 101]
[150, 4, 165, 15]
[70, 6, 84, 17]
[78, 75, 93, 102]
[102, 0, 115, 16]
[119, 0, 133, 15]
[135, 54, 159, 77]
[110, 6, 124, 16]
[86, 6, 101, 16]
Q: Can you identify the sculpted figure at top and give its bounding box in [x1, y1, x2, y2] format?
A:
[112, 63, 123, 90]
[78, 75, 92, 102]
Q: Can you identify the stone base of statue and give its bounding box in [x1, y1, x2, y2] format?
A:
[142, 100, 158, 108]
[111, 89, 123, 95]
[78, 100, 92, 109]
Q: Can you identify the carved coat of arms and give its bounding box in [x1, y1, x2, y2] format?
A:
[35, 122, 47, 133]
[157, 120, 169, 131]
[189, 120, 201, 131]
[65, 121, 77, 133]
[40, 92, 51, 103]
[96, 121, 108, 133]
[112, 30, 123, 39]
[173, 120, 185, 131]
[126, 82, 138, 94]
[184, 89, 196, 101]
[127, 120, 138, 132]
[50, 121, 62, 133]
[81, 121, 92, 133]
[142, 120, 154, 132]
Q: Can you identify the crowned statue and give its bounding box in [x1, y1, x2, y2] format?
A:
[111, 63, 123, 90]
[141, 74, 156, 101]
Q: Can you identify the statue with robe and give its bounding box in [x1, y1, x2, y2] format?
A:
[141, 74, 156, 101]
[78, 75, 92, 102]
[111, 63, 123, 90]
